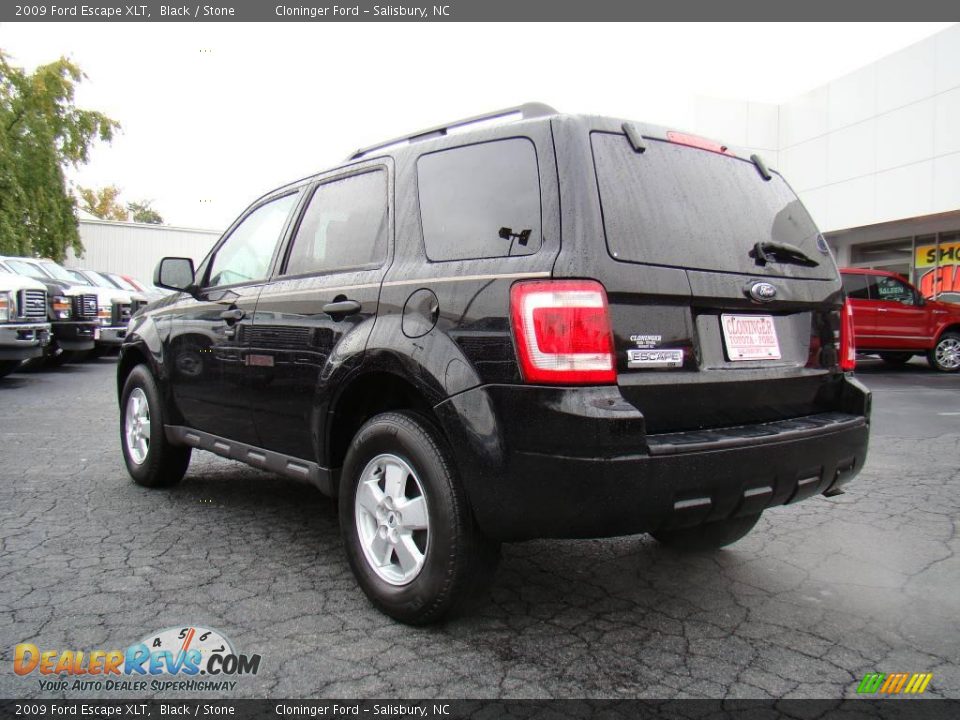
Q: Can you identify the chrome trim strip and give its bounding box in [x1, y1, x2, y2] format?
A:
[382, 271, 551, 288]
[858, 334, 933, 341]
[257, 272, 552, 298]
[261, 282, 382, 297]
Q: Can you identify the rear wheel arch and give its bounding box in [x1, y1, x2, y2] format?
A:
[934, 323, 960, 345]
[327, 370, 441, 484]
[929, 325, 960, 372]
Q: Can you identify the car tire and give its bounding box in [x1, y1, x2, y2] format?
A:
[0, 360, 20, 378]
[120, 364, 192, 488]
[928, 332, 960, 373]
[879, 352, 912, 366]
[339, 411, 500, 625]
[651, 513, 761, 552]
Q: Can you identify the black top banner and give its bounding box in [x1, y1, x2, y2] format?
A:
[2, 0, 958, 22]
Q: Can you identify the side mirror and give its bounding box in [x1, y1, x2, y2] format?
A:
[154, 257, 197, 294]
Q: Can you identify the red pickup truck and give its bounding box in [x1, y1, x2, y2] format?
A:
[840, 267, 960, 372]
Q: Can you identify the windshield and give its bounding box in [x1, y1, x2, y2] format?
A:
[105, 274, 137, 291]
[5, 259, 51, 280]
[38, 261, 78, 282]
[590, 132, 835, 279]
[67, 270, 93, 285]
[86, 271, 119, 288]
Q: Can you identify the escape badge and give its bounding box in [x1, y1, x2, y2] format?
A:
[627, 333, 684, 368]
[627, 348, 684, 368]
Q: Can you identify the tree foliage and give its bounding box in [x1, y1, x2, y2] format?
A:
[0, 52, 119, 260]
[127, 200, 163, 225]
[79, 184, 128, 221]
[80, 185, 165, 225]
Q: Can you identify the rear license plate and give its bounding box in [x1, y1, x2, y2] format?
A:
[720, 314, 781, 361]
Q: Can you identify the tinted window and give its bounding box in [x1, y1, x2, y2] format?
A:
[285, 171, 388, 276]
[841, 273, 869, 299]
[417, 138, 541, 262]
[874, 275, 918, 305]
[207, 193, 298, 288]
[591, 132, 835, 279]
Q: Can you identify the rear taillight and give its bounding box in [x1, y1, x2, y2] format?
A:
[840, 299, 856, 371]
[510, 280, 616, 385]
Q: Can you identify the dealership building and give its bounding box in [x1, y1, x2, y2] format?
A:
[66, 217, 221, 284]
[694, 22, 960, 300]
[67, 24, 959, 299]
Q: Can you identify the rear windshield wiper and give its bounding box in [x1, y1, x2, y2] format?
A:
[751, 240, 820, 268]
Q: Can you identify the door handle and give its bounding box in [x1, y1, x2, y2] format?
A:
[322, 299, 361, 318]
[220, 308, 245, 322]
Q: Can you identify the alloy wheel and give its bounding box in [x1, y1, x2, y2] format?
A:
[935, 337, 960, 371]
[124, 387, 151, 465]
[354, 453, 430, 585]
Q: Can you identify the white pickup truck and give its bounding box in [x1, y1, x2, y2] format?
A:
[0, 270, 52, 378]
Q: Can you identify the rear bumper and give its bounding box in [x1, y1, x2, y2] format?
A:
[435, 375, 870, 541]
[0, 322, 51, 360]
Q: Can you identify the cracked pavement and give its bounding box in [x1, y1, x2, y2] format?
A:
[0, 357, 957, 699]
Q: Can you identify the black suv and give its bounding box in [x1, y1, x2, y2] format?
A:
[118, 104, 871, 624]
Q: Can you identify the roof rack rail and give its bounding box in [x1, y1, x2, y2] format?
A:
[346, 102, 558, 161]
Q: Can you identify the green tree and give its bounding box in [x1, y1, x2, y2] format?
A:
[127, 199, 163, 225]
[0, 52, 119, 260]
[79, 185, 128, 221]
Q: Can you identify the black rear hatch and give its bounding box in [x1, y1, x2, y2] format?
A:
[573, 124, 846, 433]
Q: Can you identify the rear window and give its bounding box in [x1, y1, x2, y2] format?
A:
[591, 132, 835, 279]
[417, 138, 541, 262]
[841, 273, 869, 299]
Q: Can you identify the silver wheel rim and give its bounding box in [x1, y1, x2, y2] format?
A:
[935, 337, 960, 370]
[354, 453, 429, 586]
[124, 388, 151, 465]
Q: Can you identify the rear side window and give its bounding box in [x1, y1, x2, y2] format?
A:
[285, 170, 388, 276]
[841, 273, 869, 299]
[591, 132, 835, 279]
[417, 138, 541, 262]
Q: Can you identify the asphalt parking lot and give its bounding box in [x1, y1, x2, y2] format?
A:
[0, 358, 957, 699]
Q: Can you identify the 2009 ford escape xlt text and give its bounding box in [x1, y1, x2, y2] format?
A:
[116, 104, 871, 624]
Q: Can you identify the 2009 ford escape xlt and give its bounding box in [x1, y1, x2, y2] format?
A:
[117, 104, 871, 624]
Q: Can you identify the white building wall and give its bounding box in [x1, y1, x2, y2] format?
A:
[692, 23, 960, 235]
[66, 219, 221, 282]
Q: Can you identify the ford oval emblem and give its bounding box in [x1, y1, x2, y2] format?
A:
[749, 282, 777, 302]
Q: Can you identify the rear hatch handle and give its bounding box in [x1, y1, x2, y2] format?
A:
[750, 240, 820, 268]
